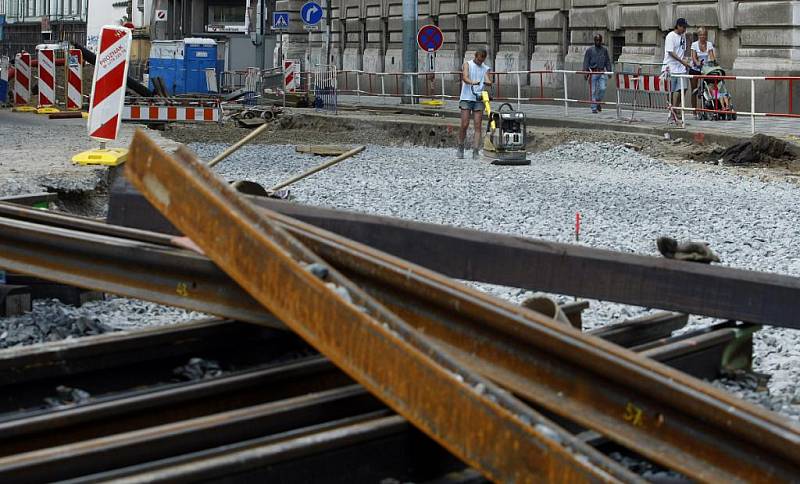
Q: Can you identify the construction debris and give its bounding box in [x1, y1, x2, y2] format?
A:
[721, 134, 788, 164]
[657, 236, 720, 263]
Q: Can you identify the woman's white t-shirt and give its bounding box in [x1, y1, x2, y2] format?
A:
[691, 40, 715, 68]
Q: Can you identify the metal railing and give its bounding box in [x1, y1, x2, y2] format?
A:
[283, 67, 800, 134]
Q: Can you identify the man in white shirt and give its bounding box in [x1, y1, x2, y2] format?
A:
[662, 18, 692, 108]
[458, 48, 493, 160]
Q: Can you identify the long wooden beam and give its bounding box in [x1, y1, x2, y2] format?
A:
[250, 198, 800, 329]
[103, 181, 800, 329]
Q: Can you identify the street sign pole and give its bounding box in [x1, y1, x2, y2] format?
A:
[401, 0, 418, 104]
[325, 0, 332, 65]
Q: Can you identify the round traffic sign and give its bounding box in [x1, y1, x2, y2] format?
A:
[417, 25, 443, 52]
[301, 2, 323, 25]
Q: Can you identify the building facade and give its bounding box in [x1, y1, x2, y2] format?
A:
[277, 0, 800, 113]
[0, 0, 89, 55]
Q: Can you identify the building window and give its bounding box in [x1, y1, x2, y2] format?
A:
[207, 0, 247, 33]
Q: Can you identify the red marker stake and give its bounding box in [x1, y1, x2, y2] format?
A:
[575, 212, 581, 243]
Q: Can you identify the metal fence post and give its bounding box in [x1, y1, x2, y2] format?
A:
[750, 79, 756, 134]
[516, 72, 521, 110]
[680, 76, 686, 126]
[563, 71, 569, 116]
[381, 74, 386, 97]
[441, 73, 446, 101]
[356, 71, 361, 103]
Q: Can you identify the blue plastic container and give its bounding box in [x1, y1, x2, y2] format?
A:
[149, 38, 217, 95]
[184, 39, 217, 93]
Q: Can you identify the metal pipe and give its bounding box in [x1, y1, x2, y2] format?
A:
[207, 122, 272, 168]
[751, 78, 756, 134]
[269, 146, 365, 192]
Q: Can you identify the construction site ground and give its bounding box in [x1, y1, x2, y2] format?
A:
[2, 104, 800, 423]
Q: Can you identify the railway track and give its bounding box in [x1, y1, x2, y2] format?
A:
[0, 129, 798, 480]
[122, 131, 799, 482]
[0, 313, 757, 482]
[0, 318, 456, 483]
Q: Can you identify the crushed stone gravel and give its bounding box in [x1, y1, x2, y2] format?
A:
[0, 297, 206, 350]
[186, 139, 800, 421]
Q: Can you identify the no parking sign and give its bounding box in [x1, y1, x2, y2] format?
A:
[417, 25, 443, 53]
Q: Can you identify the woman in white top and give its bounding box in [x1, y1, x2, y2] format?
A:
[691, 28, 726, 114]
[691, 27, 716, 70]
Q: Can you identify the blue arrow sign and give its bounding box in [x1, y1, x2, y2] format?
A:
[301, 2, 323, 25]
[272, 12, 289, 30]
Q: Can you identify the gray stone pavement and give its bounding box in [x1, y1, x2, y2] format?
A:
[333, 94, 800, 142]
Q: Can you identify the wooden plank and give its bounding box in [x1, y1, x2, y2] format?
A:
[103, 179, 800, 329]
[251, 198, 800, 329]
[295, 145, 351, 156]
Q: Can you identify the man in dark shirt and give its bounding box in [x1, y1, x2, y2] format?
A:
[583, 34, 612, 113]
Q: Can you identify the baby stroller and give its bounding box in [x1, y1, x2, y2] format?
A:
[696, 63, 736, 120]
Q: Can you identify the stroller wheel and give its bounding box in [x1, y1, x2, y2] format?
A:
[732, 113, 737, 120]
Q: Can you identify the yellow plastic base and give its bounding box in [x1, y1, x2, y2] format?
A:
[420, 100, 444, 107]
[12, 106, 37, 113]
[81, 112, 89, 119]
[37, 107, 61, 114]
[72, 148, 128, 166]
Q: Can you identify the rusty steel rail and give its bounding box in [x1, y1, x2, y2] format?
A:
[267, 210, 800, 482]
[127, 130, 638, 483]
[127, 131, 800, 482]
[0, 215, 280, 328]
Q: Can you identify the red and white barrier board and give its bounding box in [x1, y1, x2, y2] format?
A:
[284, 60, 299, 93]
[14, 53, 31, 106]
[67, 49, 84, 111]
[37, 48, 57, 107]
[123, 104, 221, 122]
[87, 26, 132, 142]
[615, 73, 668, 92]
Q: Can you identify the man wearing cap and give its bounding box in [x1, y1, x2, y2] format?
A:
[663, 18, 692, 109]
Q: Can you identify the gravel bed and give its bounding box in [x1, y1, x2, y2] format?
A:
[0, 297, 206, 349]
[190, 140, 800, 421]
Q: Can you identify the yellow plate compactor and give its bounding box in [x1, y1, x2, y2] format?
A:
[479, 90, 530, 165]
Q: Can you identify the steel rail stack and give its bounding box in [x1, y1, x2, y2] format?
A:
[0, 133, 798, 481]
[120, 131, 799, 482]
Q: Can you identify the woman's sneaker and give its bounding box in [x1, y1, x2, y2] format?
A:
[457, 146, 465, 159]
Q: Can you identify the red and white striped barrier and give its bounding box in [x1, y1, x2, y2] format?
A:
[123, 104, 221, 122]
[284, 60, 299, 93]
[615, 73, 669, 92]
[14, 53, 31, 106]
[37, 48, 57, 108]
[87, 25, 132, 142]
[66, 49, 83, 111]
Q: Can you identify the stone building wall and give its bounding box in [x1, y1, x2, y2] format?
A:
[276, 0, 800, 113]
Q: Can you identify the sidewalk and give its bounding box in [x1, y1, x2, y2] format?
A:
[333, 94, 800, 144]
